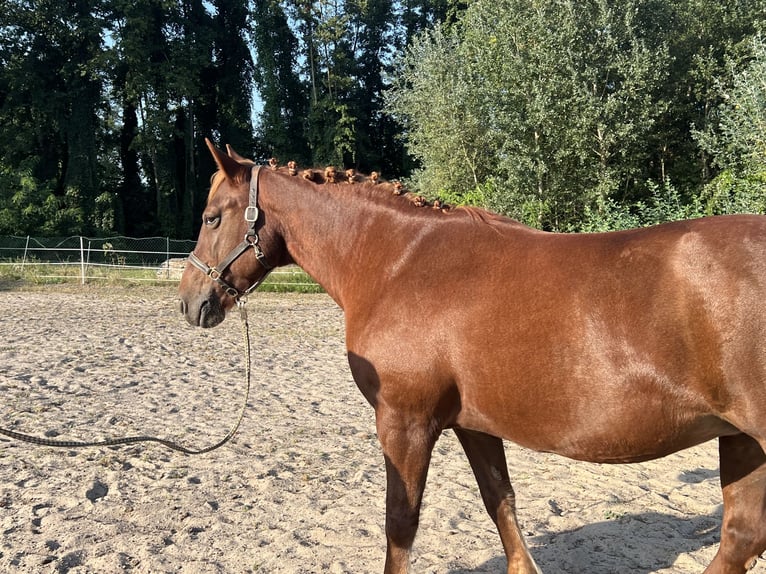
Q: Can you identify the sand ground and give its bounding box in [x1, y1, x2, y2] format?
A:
[0, 285, 763, 574]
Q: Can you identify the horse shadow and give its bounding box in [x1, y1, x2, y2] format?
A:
[447, 507, 723, 574]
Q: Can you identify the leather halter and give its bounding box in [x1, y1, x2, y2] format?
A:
[187, 166, 273, 299]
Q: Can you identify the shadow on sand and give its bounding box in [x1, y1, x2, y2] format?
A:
[447, 508, 723, 574]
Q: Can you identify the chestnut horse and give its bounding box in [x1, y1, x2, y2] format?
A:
[178, 140, 766, 574]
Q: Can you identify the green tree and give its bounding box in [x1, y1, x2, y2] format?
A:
[252, 0, 311, 163]
[0, 0, 451, 238]
[388, 0, 672, 229]
[347, 0, 407, 175]
[387, 0, 766, 229]
[264, 0, 430, 173]
[209, 0, 257, 153]
[646, 0, 766, 190]
[385, 26, 489, 196]
[302, 0, 360, 165]
[107, 0, 170, 236]
[106, 0, 256, 237]
[0, 0, 107, 234]
[696, 35, 766, 214]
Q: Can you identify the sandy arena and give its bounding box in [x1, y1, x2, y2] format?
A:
[0, 284, 763, 573]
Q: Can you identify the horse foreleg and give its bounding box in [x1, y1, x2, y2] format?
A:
[705, 433, 766, 574]
[377, 411, 438, 574]
[455, 428, 542, 574]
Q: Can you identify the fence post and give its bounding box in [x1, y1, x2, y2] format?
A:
[22, 235, 30, 272]
[166, 237, 171, 279]
[79, 236, 86, 285]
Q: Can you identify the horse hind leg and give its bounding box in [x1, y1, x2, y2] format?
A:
[454, 428, 542, 574]
[705, 433, 766, 574]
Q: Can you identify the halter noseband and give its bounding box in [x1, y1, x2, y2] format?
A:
[187, 166, 273, 299]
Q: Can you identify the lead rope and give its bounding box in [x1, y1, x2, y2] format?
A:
[0, 300, 253, 456]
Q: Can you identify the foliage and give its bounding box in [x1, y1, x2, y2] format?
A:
[251, 0, 311, 164]
[436, 181, 494, 210]
[252, 0, 442, 174]
[0, 0, 104, 234]
[0, 0, 765, 239]
[695, 35, 766, 214]
[0, 0, 446, 239]
[387, 0, 766, 230]
[0, 0, 256, 239]
[0, 168, 87, 235]
[700, 170, 766, 215]
[578, 179, 703, 232]
[715, 38, 766, 173]
[386, 27, 488, 197]
[387, 0, 674, 229]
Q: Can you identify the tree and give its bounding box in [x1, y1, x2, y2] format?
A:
[0, 0, 459, 238]
[387, 0, 672, 229]
[255, 0, 429, 174]
[209, 0, 257, 154]
[0, 0, 107, 234]
[105, 0, 256, 237]
[696, 35, 766, 215]
[385, 26, 491, 197]
[631, 0, 765, 196]
[347, 0, 406, 175]
[252, 0, 311, 163]
[106, 0, 171, 236]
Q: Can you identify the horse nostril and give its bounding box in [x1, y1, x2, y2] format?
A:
[198, 298, 225, 328]
[178, 299, 187, 315]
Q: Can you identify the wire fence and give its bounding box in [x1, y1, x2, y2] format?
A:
[0, 235, 320, 291]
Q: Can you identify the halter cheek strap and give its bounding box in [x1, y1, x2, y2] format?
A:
[187, 166, 274, 299]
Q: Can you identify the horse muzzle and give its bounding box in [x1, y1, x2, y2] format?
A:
[178, 291, 226, 328]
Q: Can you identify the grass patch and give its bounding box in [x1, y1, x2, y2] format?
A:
[259, 266, 323, 293]
[0, 260, 323, 293]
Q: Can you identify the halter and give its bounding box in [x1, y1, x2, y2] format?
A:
[187, 166, 273, 299]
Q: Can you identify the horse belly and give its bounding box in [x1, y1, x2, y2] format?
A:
[455, 372, 739, 464]
[505, 412, 734, 464]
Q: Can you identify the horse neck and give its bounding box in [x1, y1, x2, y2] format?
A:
[261, 172, 418, 309]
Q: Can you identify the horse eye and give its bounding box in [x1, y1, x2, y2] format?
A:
[203, 214, 220, 228]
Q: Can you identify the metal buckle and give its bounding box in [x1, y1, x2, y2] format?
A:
[208, 267, 222, 280]
[244, 206, 259, 223]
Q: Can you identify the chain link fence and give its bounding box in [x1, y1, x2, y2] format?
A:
[0, 236, 320, 291]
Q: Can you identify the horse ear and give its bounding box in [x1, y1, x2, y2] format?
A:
[225, 144, 250, 163]
[205, 138, 245, 181]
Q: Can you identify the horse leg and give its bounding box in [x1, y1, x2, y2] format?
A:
[705, 433, 766, 574]
[377, 411, 438, 574]
[454, 428, 542, 574]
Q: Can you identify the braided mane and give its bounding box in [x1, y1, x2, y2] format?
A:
[266, 158, 455, 213]
[209, 156, 507, 220]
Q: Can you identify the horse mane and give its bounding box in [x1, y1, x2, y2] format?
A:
[265, 158, 462, 215]
[210, 155, 514, 226]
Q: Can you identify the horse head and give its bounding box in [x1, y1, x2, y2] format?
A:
[178, 139, 285, 327]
